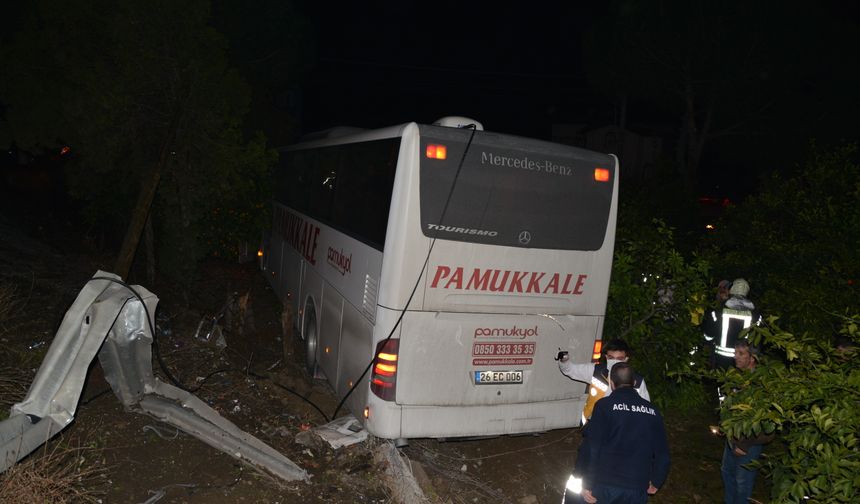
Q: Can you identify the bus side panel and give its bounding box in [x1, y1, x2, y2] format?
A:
[300, 266, 325, 360]
[318, 281, 343, 381]
[337, 303, 373, 404]
[377, 123, 427, 311]
[265, 233, 285, 297]
[281, 245, 304, 330]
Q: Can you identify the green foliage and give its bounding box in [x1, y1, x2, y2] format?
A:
[607, 214, 711, 410]
[706, 143, 860, 334]
[0, 0, 278, 278]
[718, 318, 860, 502]
[696, 145, 860, 500]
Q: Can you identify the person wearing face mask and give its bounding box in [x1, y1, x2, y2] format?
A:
[557, 338, 650, 425]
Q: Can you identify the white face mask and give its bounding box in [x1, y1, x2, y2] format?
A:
[606, 358, 624, 373]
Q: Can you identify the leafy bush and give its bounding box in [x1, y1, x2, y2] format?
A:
[719, 317, 859, 502]
[606, 216, 712, 410]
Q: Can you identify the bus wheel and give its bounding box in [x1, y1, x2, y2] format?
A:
[304, 306, 319, 377]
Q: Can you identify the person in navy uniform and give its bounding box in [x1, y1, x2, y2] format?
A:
[574, 362, 670, 504]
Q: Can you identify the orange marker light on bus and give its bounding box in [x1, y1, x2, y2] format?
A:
[591, 340, 603, 362]
[594, 168, 610, 182]
[426, 144, 447, 160]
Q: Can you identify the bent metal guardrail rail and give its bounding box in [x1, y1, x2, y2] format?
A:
[0, 270, 308, 482]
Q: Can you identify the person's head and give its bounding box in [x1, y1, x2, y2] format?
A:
[717, 280, 731, 302]
[603, 338, 631, 362]
[729, 278, 750, 298]
[834, 335, 856, 358]
[734, 339, 757, 370]
[609, 361, 635, 390]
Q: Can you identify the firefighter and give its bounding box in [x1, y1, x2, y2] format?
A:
[572, 362, 670, 503]
[716, 279, 731, 304]
[557, 338, 649, 425]
[702, 278, 762, 370]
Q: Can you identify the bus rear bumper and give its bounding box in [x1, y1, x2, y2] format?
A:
[365, 397, 586, 440]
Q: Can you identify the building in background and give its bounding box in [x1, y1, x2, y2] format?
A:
[552, 124, 662, 182]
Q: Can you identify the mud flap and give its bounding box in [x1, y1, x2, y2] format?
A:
[0, 270, 308, 482]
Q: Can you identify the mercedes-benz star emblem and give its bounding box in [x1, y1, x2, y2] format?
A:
[518, 230, 532, 245]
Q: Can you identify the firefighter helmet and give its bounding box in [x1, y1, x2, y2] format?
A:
[730, 278, 750, 297]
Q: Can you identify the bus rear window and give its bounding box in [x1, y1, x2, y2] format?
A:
[418, 126, 615, 251]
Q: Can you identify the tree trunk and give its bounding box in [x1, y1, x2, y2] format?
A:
[676, 79, 715, 195]
[618, 93, 628, 130]
[145, 213, 156, 285]
[113, 123, 176, 280]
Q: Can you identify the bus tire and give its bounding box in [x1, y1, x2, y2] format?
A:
[303, 304, 320, 378]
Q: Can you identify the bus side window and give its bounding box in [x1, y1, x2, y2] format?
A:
[283, 150, 311, 215]
[306, 149, 335, 221]
[330, 141, 397, 249]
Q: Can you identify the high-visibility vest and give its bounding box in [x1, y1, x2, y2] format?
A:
[703, 306, 761, 358]
[581, 363, 644, 425]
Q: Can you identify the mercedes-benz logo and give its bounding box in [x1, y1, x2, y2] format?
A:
[518, 230, 532, 245]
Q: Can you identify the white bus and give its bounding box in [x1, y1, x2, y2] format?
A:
[261, 117, 618, 441]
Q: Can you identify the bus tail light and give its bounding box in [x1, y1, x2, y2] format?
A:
[591, 340, 602, 362]
[425, 144, 447, 160]
[594, 168, 610, 182]
[370, 339, 399, 401]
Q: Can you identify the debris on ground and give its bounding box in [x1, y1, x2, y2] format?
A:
[296, 415, 368, 450]
[373, 441, 429, 504]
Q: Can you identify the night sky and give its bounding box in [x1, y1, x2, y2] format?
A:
[297, 2, 600, 139]
[287, 1, 859, 199]
[2, 1, 859, 200]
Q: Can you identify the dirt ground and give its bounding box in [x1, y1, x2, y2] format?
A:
[0, 215, 769, 503]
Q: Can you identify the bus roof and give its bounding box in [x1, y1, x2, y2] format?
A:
[284, 123, 414, 151]
[285, 116, 483, 151]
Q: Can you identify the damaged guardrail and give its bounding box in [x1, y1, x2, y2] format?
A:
[0, 270, 308, 482]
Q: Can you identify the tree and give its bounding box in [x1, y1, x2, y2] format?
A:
[705, 143, 860, 334]
[0, 0, 276, 280]
[583, 0, 814, 194]
[606, 213, 712, 410]
[211, 0, 314, 146]
[698, 144, 860, 500]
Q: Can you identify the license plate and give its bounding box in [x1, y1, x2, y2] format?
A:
[474, 370, 523, 385]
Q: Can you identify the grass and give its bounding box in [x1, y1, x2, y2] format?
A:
[0, 436, 108, 504]
[0, 366, 30, 420]
[0, 282, 17, 332]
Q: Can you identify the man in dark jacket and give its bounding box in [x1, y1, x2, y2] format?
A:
[721, 339, 773, 504]
[574, 362, 670, 504]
